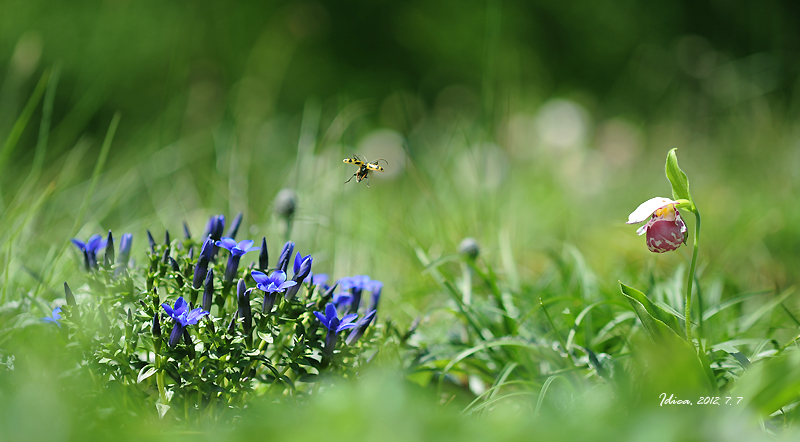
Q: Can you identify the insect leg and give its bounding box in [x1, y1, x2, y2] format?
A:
[344, 172, 358, 184]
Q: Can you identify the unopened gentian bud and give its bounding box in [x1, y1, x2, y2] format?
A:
[284, 255, 312, 301]
[274, 189, 297, 220]
[169, 257, 184, 287]
[168, 322, 182, 348]
[258, 238, 268, 271]
[368, 281, 383, 312]
[64, 282, 76, 307]
[161, 246, 170, 265]
[183, 221, 192, 240]
[188, 246, 194, 260]
[277, 241, 294, 273]
[321, 283, 338, 303]
[164, 230, 170, 247]
[227, 310, 238, 335]
[226, 212, 243, 240]
[346, 309, 377, 345]
[212, 216, 225, 241]
[147, 230, 156, 254]
[117, 233, 133, 275]
[104, 230, 115, 267]
[202, 269, 214, 313]
[183, 328, 196, 359]
[237, 280, 252, 335]
[458, 237, 480, 260]
[152, 312, 162, 337]
[192, 237, 214, 289]
[83, 250, 91, 272]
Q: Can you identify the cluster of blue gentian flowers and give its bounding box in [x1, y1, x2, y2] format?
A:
[51, 213, 383, 359]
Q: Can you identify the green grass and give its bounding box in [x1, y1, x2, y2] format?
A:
[3, 49, 800, 441]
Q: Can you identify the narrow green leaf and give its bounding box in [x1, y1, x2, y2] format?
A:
[534, 375, 573, 418]
[137, 365, 158, 384]
[619, 282, 685, 339]
[738, 287, 796, 334]
[665, 148, 692, 205]
[155, 402, 170, 419]
[734, 351, 800, 416]
[0, 69, 50, 174]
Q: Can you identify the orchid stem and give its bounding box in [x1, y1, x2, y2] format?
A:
[685, 210, 700, 344]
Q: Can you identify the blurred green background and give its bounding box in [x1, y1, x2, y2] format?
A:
[2, 0, 800, 440]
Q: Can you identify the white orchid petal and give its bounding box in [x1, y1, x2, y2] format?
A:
[627, 197, 677, 224]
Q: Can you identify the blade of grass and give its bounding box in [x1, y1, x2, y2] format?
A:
[0, 69, 50, 175]
[739, 287, 795, 334]
[534, 375, 572, 418]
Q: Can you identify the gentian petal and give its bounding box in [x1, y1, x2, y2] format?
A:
[336, 322, 358, 332]
[71, 239, 86, 251]
[340, 313, 358, 327]
[216, 238, 237, 251]
[251, 270, 270, 285]
[271, 270, 287, 283]
[237, 240, 254, 252]
[173, 297, 188, 315]
[279, 280, 297, 290]
[161, 303, 176, 319]
[186, 308, 209, 325]
[313, 311, 329, 328]
[627, 197, 677, 224]
[293, 252, 303, 275]
[325, 303, 338, 321]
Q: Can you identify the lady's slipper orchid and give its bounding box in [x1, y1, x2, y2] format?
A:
[627, 197, 687, 253]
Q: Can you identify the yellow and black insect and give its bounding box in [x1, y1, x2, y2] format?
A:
[343, 155, 387, 187]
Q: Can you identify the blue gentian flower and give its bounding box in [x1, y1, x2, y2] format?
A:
[161, 297, 208, 347]
[71, 234, 107, 270]
[192, 237, 214, 289]
[367, 280, 383, 312]
[314, 302, 358, 355]
[252, 269, 296, 314]
[276, 241, 294, 273]
[252, 270, 296, 294]
[346, 309, 377, 345]
[41, 307, 62, 328]
[338, 275, 370, 314]
[216, 238, 259, 283]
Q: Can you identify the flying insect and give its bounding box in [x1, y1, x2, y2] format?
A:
[343, 155, 387, 187]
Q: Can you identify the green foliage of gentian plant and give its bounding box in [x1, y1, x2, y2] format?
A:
[42, 213, 386, 421]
